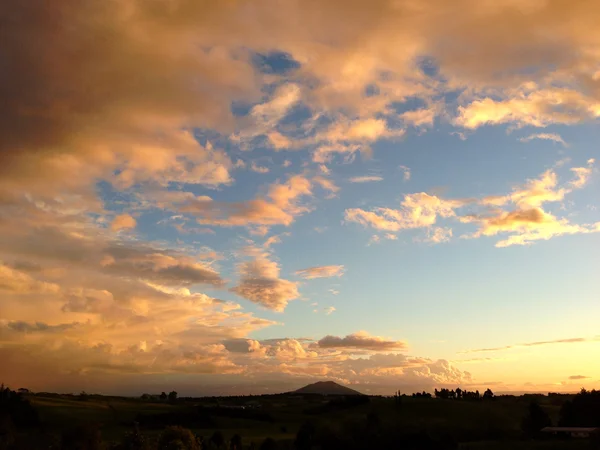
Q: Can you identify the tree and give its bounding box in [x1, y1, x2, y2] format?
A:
[0, 413, 16, 450]
[259, 437, 277, 450]
[294, 422, 315, 450]
[483, 389, 494, 400]
[229, 434, 242, 450]
[168, 391, 178, 402]
[455, 387, 463, 399]
[210, 431, 225, 449]
[160, 392, 168, 401]
[393, 390, 402, 408]
[61, 424, 102, 450]
[522, 401, 552, 437]
[559, 388, 600, 426]
[119, 422, 147, 450]
[158, 426, 199, 450]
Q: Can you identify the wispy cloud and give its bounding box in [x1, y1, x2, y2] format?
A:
[295, 265, 345, 279]
[519, 133, 569, 147]
[568, 375, 590, 380]
[349, 175, 384, 183]
[398, 165, 411, 182]
[459, 336, 597, 354]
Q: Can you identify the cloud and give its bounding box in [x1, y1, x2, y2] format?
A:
[568, 375, 590, 380]
[295, 265, 345, 279]
[102, 249, 225, 287]
[250, 162, 270, 174]
[346, 193, 462, 232]
[424, 227, 453, 243]
[349, 175, 384, 183]
[313, 176, 340, 194]
[348, 161, 597, 247]
[519, 133, 568, 147]
[398, 165, 411, 182]
[455, 87, 600, 130]
[466, 163, 598, 246]
[460, 336, 595, 354]
[222, 339, 262, 354]
[323, 306, 336, 315]
[264, 232, 290, 248]
[0, 264, 60, 294]
[401, 108, 436, 127]
[312, 118, 405, 163]
[231, 255, 299, 312]
[570, 161, 594, 189]
[1, 320, 80, 334]
[183, 174, 313, 227]
[317, 331, 407, 351]
[111, 214, 137, 232]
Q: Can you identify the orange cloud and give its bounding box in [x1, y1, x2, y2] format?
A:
[183, 175, 313, 227]
[456, 87, 600, 130]
[346, 193, 462, 231]
[231, 255, 299, 312]
[111, 214, 137, 232]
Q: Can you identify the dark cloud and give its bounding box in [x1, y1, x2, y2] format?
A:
[568, 375, 590, 380]
[2, 321, 79, 333]
[317, 332, 407, 351]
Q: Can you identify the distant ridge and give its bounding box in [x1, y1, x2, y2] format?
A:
[293, 381, 363, 396]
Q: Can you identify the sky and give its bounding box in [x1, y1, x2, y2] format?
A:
[1, 0, 600, 396]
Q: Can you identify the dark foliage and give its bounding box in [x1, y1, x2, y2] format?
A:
[229, 433, 242, 450]
[209, 430, 225, 449]
[0, 385, 40, 428]
[304, 395, 370, 414]
[158, 426, 199, 450]
[559, 388, 600, 427]
[294, 422, 315, 450]
[60, 423, 102, 450]
[135, 409, 215, 429]
[521, 401, 552, 437]
[198, 406, 273, 422]
[258, 437, 277, 450]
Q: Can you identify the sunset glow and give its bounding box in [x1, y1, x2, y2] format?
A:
[1, 0, 599, 396]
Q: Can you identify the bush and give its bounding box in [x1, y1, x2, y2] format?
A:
[158, 426, 199, 450]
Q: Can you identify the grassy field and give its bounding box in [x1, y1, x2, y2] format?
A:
[17, 393, 591, 449]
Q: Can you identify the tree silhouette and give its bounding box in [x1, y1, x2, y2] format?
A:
[119, 422, 147, 450]
[60, 424, 102, 450]
[230, 433, 242, 450]
[259, 437, 277, 450]
[483, 388, 495, 400]
[294, 422, 315, 450]
[522, 401, 552, 437]
[210, 430, 225, 449]
[168, 391, 178, 402]
[559, 388, 600, 426]
[393, 390, 402, 408]
[160, 392, 168, 401]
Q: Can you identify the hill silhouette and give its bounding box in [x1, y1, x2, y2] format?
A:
[293, 381, 363, 396]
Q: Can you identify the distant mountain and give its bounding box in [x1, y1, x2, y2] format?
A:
[294, 381, 363, 396]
